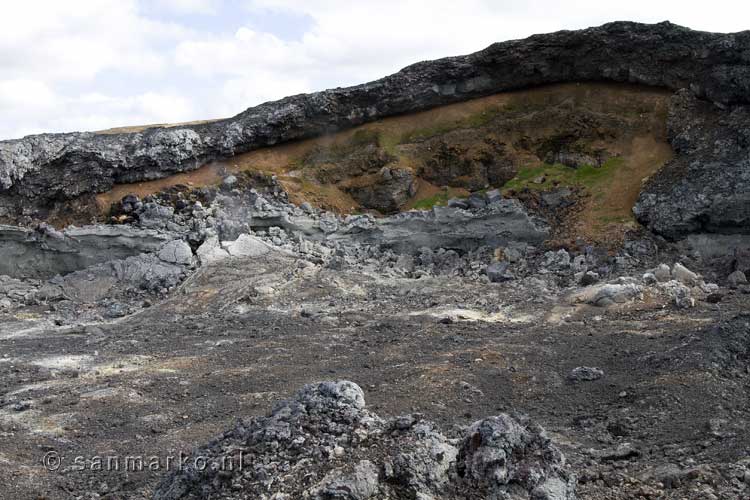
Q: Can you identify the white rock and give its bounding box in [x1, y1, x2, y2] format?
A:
[222, 175, 238, 187]
[542, 249, 571, 270]
[653, 263, 671, 282]
[571, 255, 588, 273]
[157, 240, 194, 265]
[568, 283, 642, 307]
[196, 236, 230, 265]
[503, 247, 523, 263]
[224, 234, 272, 258]
[672, 262, 699, 285]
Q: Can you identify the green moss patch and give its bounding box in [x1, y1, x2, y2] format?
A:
[502, 158, 625, 193]
[411, 192, 451, 210]
[397, 106, 504, 144]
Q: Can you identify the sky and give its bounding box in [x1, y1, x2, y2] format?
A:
[0, 0, 748, 140]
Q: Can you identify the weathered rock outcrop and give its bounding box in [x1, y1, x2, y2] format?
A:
[197, 190, 549, 253]
[153, 381, 576, 500]
[2, 21, 750, 219]
[0, 224, 175, 278]
[634, 90, 750, 239]
[344, 167, 418, 213]
[336, 200, 550, 253]
[230, 195, 549, 252]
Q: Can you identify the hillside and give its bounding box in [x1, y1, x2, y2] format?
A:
[94, 82, 672, 247]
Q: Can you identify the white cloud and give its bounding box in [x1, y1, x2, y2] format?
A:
[0, 79, 195, 139]
[220, 73, 309, 110]
[0, 1, 184, 83]
[0, 80, 57, 111]
[155, 0, 219, 14]
[0, 0, 748, 139]
[175, 27, 312, 76]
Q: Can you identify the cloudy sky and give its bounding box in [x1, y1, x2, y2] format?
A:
[0, 0, 747, 140]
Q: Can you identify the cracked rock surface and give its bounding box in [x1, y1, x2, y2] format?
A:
[153, 381, 576, 500]
[634, 90, 750, 239]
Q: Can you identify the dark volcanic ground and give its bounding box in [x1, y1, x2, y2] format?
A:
[1, 252, 749, 499]
[2, 19, 750, 500]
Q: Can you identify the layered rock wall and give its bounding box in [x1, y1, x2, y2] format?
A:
[2, 21, 749, 228]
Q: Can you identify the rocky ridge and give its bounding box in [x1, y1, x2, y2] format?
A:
[1, 21, 750, 239]
[153, 381, 576, 500]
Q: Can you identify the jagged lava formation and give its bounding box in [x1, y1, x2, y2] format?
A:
[154, 381, 576, 500]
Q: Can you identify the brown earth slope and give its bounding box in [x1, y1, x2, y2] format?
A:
[93, 82, 672, 247]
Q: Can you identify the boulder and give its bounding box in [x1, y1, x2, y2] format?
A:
[457, 414, 576, 500]
[571, 255, 588, 273]
[486, 261, 514, 283]
[467, 193, 487, 210]
[196, 236, 230, 265]
[543, 249, 571, 271]
[727, 270, 748, 288]
[569, 282, 643, 307]
[153, 381, 576, 500]
[221, 175, 238, 188]
[672, 262, 699, 285]
[579, 271, 600, 286]
[568, 366, 604, 382]
[157, 240, 194, 265]
[447, 198, 469, 209]
[312, 461, 380, 500]
[661, 280, 695, 309]
[653, 263, 672, 282]
[485, 189, 502, 204]
[498, 245, 524, 263]
[224, 234, 272, 258]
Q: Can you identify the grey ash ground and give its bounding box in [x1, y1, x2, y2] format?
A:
[0, 185, 749, 499]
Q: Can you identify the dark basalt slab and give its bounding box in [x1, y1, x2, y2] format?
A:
[633, 90, 750, 239]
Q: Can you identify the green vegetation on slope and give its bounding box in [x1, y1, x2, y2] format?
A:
[411, 192, 451, 210]
[502, 157, 639, 231]
[502, 158, 625, 192]
[397, 106, 504, 144]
